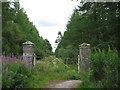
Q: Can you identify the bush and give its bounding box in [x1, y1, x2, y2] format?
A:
[103, 48, 119, 88]
[90, 48, 106, 81]
[2, 61, 44, 88]
[90, 48, 119, 88]
[2, 62, 30, 88]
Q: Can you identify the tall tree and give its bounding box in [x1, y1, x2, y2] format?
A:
[55, 2, 119, 58]
[2, 1, 52, 58]
[55, 31, 62, 50]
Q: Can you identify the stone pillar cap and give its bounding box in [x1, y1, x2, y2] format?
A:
[23, 41, 34, 45]
[79, 43, 90, 47]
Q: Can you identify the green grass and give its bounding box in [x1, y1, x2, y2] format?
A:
[3, 56, 81, 88]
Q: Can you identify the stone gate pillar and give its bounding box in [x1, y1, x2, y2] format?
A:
[23, 41, 34, 65]
[78, 43, 90, 72]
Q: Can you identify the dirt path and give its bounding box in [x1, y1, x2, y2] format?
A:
[43, 80, 81, 89]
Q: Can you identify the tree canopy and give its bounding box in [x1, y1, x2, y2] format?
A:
[55, 2, 120, 58]
[2, 2, 52, 59]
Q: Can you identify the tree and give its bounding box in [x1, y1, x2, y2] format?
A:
[2, 1, 52, 58]
[55, 2, 119, 58]
[55, 31, 62, 50]
[45, 39, 52, 52]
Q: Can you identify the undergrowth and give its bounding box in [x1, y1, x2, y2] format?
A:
[77, 48, 119, 88]
[2, 56, 81, 88]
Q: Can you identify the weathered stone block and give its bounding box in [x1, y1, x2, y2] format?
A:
[78, 43, 90, 72]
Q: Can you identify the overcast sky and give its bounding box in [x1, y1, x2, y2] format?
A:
[19, 0, 80, 51]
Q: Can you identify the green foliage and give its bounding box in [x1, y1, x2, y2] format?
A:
[90, 48, 106, 81]
[55, 3, 119, 88]
[78, 79, 103, 88]
[102, 49, 119, 88]
[3, 56, 81, 88]
[78, 48, 119, 88]
[55, 2, 119, 58]
[2, 2, 52, 58]
[2, 62, 30, 88]
[35, 56, 81, 86]
[58, 45, 78, 58]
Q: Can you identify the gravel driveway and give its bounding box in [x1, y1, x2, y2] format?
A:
[43, 80, 81, 89]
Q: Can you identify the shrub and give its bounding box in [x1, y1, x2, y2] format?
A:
[103, 48, 119, 88]
[90, 48, 119, 88]
[90, 48, 106, 81]
[2, 62, 31, 88]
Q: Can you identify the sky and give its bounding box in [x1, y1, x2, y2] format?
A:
[19, 0, 80, 51]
